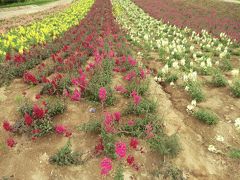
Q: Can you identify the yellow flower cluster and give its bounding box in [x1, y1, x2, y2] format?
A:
[0, 0, 94, 60]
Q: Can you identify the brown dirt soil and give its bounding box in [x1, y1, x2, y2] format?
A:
[136, 49, 240, 179]
[0, 4, 70, 34]
[0, 52, 240, 179]
[0, 58, 168, 179]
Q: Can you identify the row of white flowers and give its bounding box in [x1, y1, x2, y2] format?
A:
[112, 0, 239, 85]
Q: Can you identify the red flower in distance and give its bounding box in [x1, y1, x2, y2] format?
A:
[130, 138, 139, 149]
[33, 104, 45, 119]
[55, 125, 66, 134]
[3, 121, 12, 132]
[6, 138, 16, 148]
[24, 113, 33, 126]
[127, 155, 135, 165]
[99, 87, 107, 103]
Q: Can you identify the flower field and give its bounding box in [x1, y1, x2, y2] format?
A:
[0, 0, 240, 179]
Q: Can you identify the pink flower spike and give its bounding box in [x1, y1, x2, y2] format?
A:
[131, 91, 137, 97]
[114, 112, 121, 122]
[6, 138, 16, 148]
[104, 113, 114, 133]
[133, 94, 141, 106]
[3, 121, 12, 132]
[128, 120, 135, 126]
[78, 68, 83, 75]
[115, 85, 127, 94]
[127, 155, 135, 165]
[71, 89, 81, 101]
[140, 69, 145, 79]
[35, 94, 41, 100]
[130, 138, 139, 149]
[99, 87, 107, 103]
[115, 142, 127, 158]
[63, 89, 70, 97]
[55, 125, 66, 134]
[24, 113, 33, 126]
[100, 157, 112, 175]
[33, 104, 45, 119]
[128, 56, 137, 66]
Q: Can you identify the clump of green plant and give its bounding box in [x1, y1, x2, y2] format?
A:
[157, 70, 178, 84]
[33, 116, 54, 137]
[46, 98, 66, 117]
[123, 98, 157, 115]
[165, 73, 178, 84]
[147, 134, 181, 157]
[150, 164, 184, 180]
[231, 48, 240, 56]
[231, 79, 240, 98]
[78, 120, 101, 134]
[211, 69, 228, 87]
[220, 59, 233, 71]
[125, 80, 149, 97]
[114, 164, 124, 180]
[185, 81, 205, 102]
[0, 141, 7, 154]
[18, 98, 33, 116]
[49, 140, 83, 166]
[229, 149, 240, 159]
[40, 76, 71, 96]
[101, 129, 116, 159]
[193, 108, 219, 125]
[85, 59, 115, 105]
[120, 114, 163, 138]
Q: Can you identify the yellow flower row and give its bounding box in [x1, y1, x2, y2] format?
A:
[0, 0, 94, 61]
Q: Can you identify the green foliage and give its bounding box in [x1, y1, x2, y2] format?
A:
[49, 140, 82, 166]
[211, 69, 228, 87]
[185, 81, 205, 102]
[40, 76, 71, 96]
[85, 59, 115, 105]
[194, 108, 219, 125]
[125, 79, 149, 97]
[151, 164, 184, 180]
[220, 59, 233, 71]
[147, 134, 181, 157]
[114, 165, 124, 180]
[46, 98, 66, 117]
[229, 149, 240, 159]
[18, 99, 33, 117]
[231, 48, 240, 56]
[33, 116, 54, 137]
[231, 79, 240, 98]
[124, 98, 157, 115]
[101, 129, 116, 159]
[165, 73, 178, 84]
[78, 120, 101, 134]
[120, 114, 163, 137]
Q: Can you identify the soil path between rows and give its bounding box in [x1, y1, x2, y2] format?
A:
[0, 0, 73, 20]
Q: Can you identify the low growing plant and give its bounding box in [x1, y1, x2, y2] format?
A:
[231, 79, 240, 98]
[193, 108, 219, 125]
[123, 98, 157, 116]
[147, 134, 181, 157]
[185, 81, 205, 102]
[229, 148, 240, 159]
[211, 69, 228, 87]
[78, 120, 101, 134]
[49, 140, 83, 166]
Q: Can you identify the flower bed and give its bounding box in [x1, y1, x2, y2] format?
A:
[133, 0, 240, 42]
[0, 0, 94, 61]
